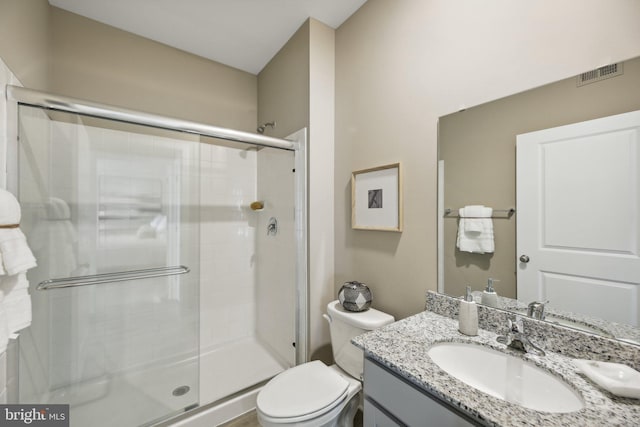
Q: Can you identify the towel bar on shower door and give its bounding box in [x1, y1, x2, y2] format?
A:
[36, 265, 190, 290]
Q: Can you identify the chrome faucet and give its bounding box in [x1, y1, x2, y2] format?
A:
[527, 301, 547, 320]
[497, 317, 545, 356]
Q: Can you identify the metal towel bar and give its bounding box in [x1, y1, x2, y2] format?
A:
[36, 265, 190, 290]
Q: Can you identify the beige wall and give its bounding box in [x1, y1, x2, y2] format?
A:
[0, 4, 257, 131]
[440, 57, 640, 299]
[258, 21, 310, 138]
[335, 0, 640, 321]
[0, 3, 257, 131]
[0, 0, 50, 90]
[258, 19, 336, 361]
[49, 7, 257, 131]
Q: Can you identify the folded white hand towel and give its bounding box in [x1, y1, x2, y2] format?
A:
[0, 189, 21, 226]
[0, 228, 37, 276]
[2, 287, 31, 333]
[1, 272, 29, 292]
[0, 189, 36, 341]
[0, 270, 34, 335]
[0, 289, 8, 353]
[457, 205, 495, 254]
[0, 188, 36, 275]
[0, 274, 33, 336]
[459, 205, 493, 233]
[460, 205, 492, 218]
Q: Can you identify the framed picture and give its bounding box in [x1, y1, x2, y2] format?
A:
[351, 162, 403, 232]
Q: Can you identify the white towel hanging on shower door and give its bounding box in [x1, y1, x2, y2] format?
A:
[0, 188, 37, 353]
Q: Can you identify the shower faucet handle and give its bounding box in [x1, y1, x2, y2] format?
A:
[267, 217, 278, 236]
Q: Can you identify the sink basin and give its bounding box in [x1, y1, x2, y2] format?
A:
[427, 342, 584, 413]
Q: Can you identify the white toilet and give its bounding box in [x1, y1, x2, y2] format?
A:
[256, 300, 394, 427]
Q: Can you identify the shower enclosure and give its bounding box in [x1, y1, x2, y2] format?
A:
[6, 86, 308, 427]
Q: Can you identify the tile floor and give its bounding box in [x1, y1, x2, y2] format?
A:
[220, 410, 259, 427]
[220, 409, 364, 427]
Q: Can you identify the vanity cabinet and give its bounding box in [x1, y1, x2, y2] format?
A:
[363, 357, 479, 427]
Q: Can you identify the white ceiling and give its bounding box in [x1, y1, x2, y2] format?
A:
[48, 0, 367, 75]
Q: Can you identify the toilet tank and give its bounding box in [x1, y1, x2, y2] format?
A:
[326, 300, 394, 380]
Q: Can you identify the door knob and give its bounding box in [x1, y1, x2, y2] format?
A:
[519, 255, 530, 263]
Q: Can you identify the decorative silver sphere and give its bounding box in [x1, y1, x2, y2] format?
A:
[338, 281, 372, 312]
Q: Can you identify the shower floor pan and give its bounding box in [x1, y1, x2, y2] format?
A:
[37, 337, 286, 427]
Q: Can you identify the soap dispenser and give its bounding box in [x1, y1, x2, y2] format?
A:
[459, 286, 478, 336]
[481, 278, 499, 308]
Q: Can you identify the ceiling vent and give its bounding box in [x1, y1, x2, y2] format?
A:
[576, 62, 624, 87]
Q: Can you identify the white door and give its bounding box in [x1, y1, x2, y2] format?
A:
[516, 110, 640, 326]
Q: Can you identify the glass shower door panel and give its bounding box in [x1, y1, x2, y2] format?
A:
[17, 106, 200, 427]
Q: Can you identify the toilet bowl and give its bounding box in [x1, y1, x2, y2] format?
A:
[257, 362, 361, 427]
[256, 301, 394, 426]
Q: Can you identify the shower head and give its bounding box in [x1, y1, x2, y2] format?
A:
[257, 121, 276, 134]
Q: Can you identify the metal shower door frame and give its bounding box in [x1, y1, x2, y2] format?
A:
[5, 84, 310, 365]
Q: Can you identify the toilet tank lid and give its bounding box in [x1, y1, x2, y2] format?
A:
[327, 300, 394, 330]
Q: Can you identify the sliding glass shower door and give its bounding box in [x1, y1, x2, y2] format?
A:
[16, 105, 200, 427]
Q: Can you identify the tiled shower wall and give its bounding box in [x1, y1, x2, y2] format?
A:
[199, 143, 258, 351]
[199, 141, 296, 364]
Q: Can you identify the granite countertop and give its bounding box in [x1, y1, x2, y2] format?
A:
[353, 310, 640, 426]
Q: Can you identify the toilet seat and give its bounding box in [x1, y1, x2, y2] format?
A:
[257, 361, 350, 422]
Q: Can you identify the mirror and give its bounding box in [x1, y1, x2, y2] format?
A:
[438, 55, 640, 343]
